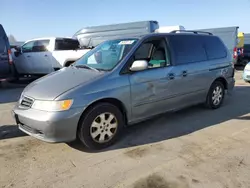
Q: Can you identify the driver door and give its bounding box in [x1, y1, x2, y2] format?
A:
[128, 37, 176, 121]
[14, 41, 35, 74]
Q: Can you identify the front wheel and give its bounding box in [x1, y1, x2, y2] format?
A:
[77, 103, 124, 150]
[205, 81, 225, 109]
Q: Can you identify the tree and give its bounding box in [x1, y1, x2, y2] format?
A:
[8, 35, 17, 43]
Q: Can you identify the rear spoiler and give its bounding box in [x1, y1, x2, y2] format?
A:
[170, 30, 213, 35]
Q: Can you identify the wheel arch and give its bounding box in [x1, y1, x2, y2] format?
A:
[77, 98, 128, 133]
[213, 77, 228, 90]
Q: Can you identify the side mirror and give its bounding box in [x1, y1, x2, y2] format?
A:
[14, 51, 21, 57]
[14, 47, 22, 57]
[130, 60, 148, 72]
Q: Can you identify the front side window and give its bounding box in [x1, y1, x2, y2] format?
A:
[74, 39, 137, 71]
[22, 41, 35, 53]
[133, 38, 169, 69]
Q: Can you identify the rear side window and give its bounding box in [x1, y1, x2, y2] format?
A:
[0, 37, 6, 52]
[169, 35, 207, 65]
[55, 39, 80, 50]
[32, 40, 50, 52]
[203, 36, 227, 59]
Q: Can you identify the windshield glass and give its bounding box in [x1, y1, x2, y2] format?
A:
[74, 39, 138, 71]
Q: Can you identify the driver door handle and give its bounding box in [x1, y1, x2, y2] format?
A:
[167, 73, 175, 80]
[182, 70, 188, 77]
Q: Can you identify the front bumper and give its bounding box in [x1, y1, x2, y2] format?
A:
[243, 70, 250, 81]
[13, 105, 84, 143]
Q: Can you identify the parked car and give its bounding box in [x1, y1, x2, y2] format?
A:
[0, 24, 15, 83]
[243, 62, 250, 82]
[13, 37, 89, 76]
[13, 31, 235, 150]
[238, 43, 250, 66]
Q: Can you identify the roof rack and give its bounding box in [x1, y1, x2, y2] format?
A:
[170, 30, 213, 35]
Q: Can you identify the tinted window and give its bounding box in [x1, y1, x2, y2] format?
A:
[244, 44, 250, 52]
[203, 36, 227, 59]
[0, 37, 6, 52]
[169, 35, 207, 64]
[22, 41, 35, 53]
[55, 39, 79, 50]
[32, 40, 50, 52]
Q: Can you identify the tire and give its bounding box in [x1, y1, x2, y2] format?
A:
[205, 81, 225, 109]
[77, 103, 124, 150]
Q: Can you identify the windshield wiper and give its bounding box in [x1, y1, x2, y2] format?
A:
[74, 64, 99, 72]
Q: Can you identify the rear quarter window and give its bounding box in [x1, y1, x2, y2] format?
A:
[169, 35, 207, 65]
[203, 36, 227, 60]
[55, 39, 80, 50]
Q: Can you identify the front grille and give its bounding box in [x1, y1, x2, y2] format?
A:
[19, 124, 43, 134]
[20, 96, 34, 108]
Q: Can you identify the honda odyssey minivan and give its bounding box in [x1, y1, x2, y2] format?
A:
[13, 31, 235, 150]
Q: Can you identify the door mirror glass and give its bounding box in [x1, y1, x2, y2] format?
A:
[130, 60, 148, 71]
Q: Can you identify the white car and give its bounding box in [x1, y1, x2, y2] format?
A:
[243, 62, 250, 83]
[13, 37, 90, 76]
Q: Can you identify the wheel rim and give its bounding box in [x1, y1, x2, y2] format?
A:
[212, 86, 223, 106]
[90, 112, 118, 143]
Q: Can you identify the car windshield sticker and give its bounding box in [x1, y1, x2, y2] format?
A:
[118, 40, 135, 45]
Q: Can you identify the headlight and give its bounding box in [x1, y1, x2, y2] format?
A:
[245, 63, 250, 71]
[32, 99, 73, 111]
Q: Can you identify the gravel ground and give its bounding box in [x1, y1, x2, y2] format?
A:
[0, 70, 250, 188]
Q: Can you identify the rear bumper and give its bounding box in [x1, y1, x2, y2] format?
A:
[13, 105, 84, 143]
[227, 77, 235, 94]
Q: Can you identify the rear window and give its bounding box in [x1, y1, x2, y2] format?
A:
[169, 35, 207, 65]
[0, 37, 6, 52]
[203, 36, 227, 59]
[55, 39, 80, 50]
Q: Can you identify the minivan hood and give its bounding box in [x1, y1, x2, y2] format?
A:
[23, 67, 103, 100]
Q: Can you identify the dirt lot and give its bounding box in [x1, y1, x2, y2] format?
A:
[1, 70, 250, 188]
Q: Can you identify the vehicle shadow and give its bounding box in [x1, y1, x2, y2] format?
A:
[69, 85, 250, 153]
[0, 78, 35, 104]
[0, 125, 27, 140]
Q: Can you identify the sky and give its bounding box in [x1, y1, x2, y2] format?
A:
[1, 0, 250, 41]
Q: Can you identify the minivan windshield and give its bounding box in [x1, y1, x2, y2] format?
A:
[74, 39, 138, 71]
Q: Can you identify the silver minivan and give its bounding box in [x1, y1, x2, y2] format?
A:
[13, 32, 235, 150]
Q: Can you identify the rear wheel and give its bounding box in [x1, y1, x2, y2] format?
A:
[206, 81, 225, 109]
[77, 103, 124, 150]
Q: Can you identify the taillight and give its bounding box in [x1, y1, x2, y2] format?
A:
[7, 49, 13, 65]
[233, 47, 237, 59]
